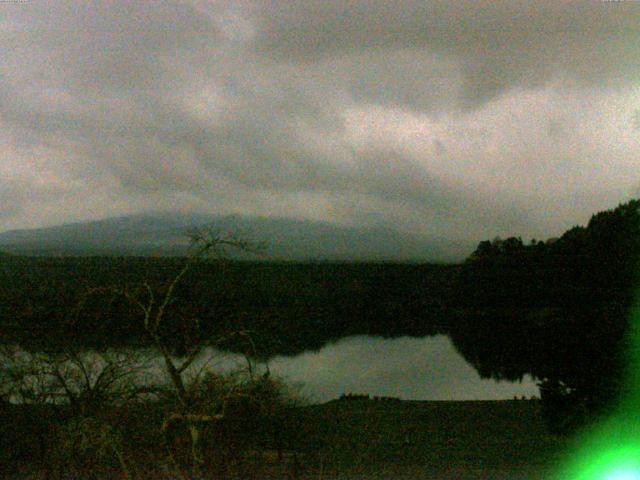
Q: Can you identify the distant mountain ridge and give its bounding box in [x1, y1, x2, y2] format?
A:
[0, 213, 471, 262]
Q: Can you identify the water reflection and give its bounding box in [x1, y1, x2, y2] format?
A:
[266, 335, 539, 403]
[4, 335, 539, 405]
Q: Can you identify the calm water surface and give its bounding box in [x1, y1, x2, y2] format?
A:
[8, 335, 539, 404]
[190, 335, 539, 403]
[267, 335, 539, 402]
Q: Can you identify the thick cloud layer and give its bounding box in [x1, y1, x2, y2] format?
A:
[1, 1, 639, 243]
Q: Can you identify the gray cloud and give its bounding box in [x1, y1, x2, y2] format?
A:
[0, 181, 23, 220]
[633, 109, 640, 131]
[0, 1, 639, 244]
[251, 1, 640, 106]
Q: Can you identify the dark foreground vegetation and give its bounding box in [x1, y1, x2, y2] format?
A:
[1, 364, 307, 479]
[2, 396, 563, 479]
[1, 199, 639, 477]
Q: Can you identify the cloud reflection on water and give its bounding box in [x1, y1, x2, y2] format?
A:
[266, 335, 539, 403]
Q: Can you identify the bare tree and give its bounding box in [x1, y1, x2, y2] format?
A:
[121, 228, 264, 477]
[0, 229, 306, 479]
[0, 345, 153, 479]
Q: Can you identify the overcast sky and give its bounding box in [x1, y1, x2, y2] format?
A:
[2, 1, 640, 242]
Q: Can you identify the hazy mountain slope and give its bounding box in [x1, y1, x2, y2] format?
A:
[0, 213, 471, 261]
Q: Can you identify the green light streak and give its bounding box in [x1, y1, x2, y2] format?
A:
[556, 306, 640, 479]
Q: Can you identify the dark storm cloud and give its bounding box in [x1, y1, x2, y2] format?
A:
[251, 1, 640, 107]
[0, 1, 639, 242]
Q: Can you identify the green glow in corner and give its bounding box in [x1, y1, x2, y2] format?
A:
[604, 469, 640, 480]
[563, 443, 640, 480]
[556, 305, 640, 479]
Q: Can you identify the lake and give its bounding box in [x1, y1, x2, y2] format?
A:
[5, 335, 540, 404]
[182, 335, 539, 403]
[267, 335, 539, 402]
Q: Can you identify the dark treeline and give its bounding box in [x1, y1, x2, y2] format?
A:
[451, 199, 640, 431]
[2, 199, 639, 433]
[0, 257, 456, 357]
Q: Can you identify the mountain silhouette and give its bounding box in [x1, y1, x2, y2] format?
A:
[0, 213, 471, 262]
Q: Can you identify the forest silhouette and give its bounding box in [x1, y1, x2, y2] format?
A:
[1, 200, 639, 434]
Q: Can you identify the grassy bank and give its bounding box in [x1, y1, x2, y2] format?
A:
[299, 398, 566, 479]
[3, 397, 568, 479]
